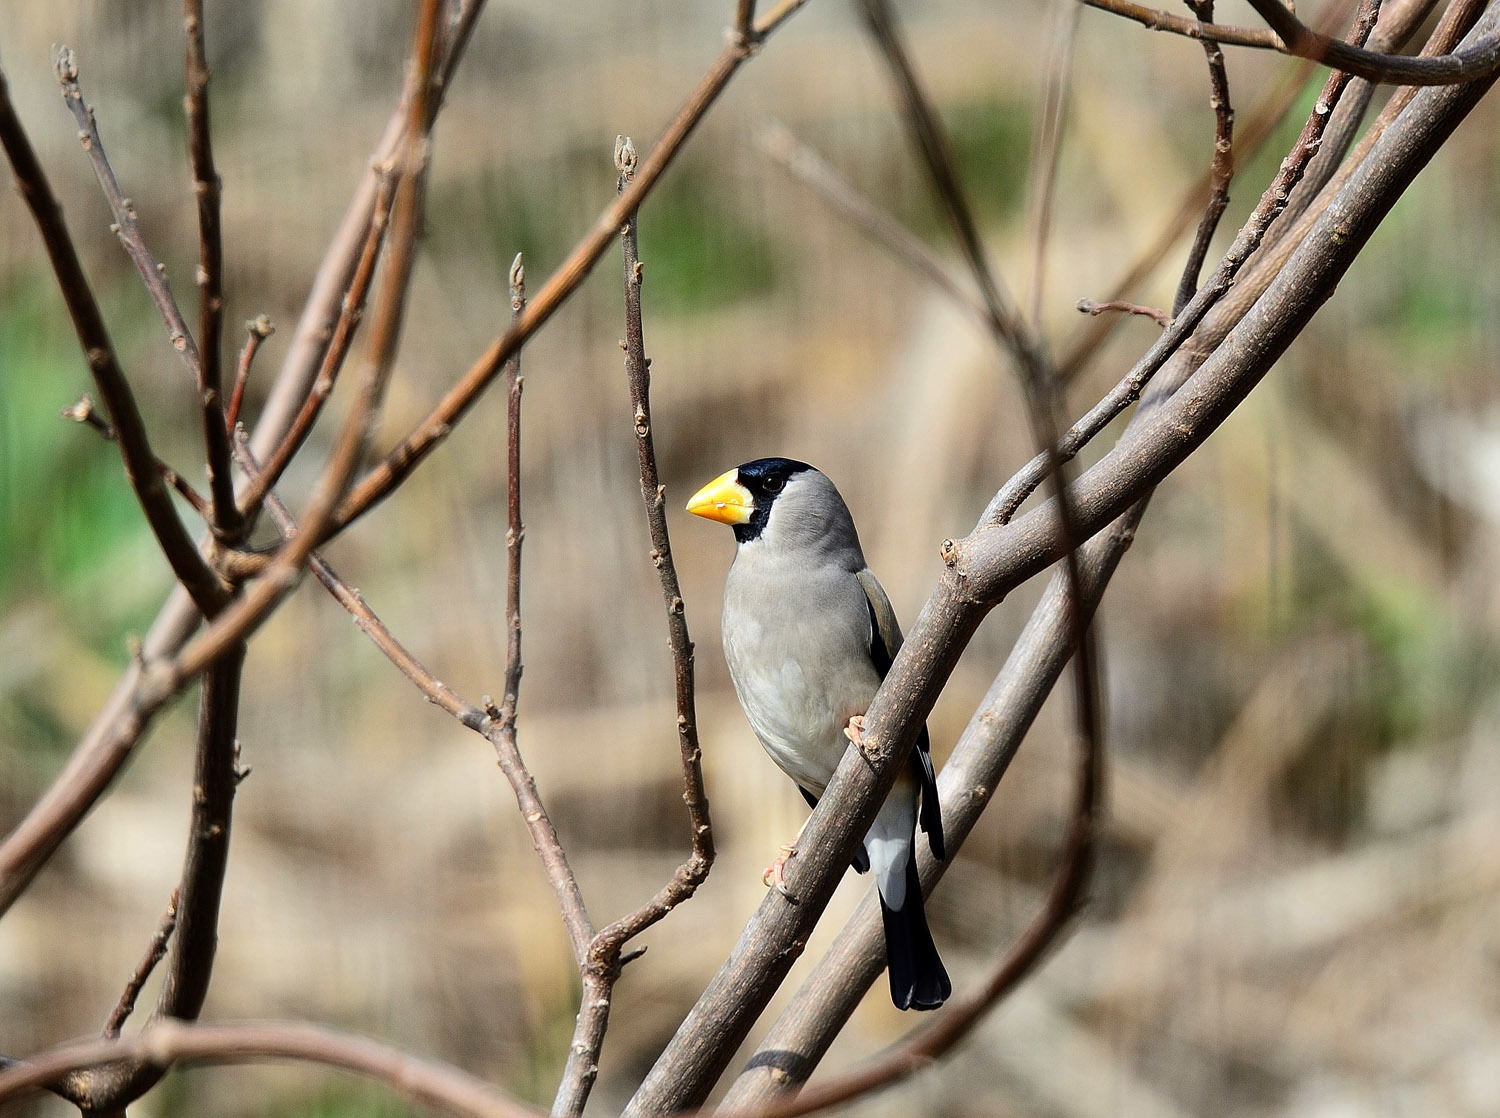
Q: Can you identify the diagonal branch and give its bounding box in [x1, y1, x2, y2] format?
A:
[0, 60, 228, 620]
[101, 889, 180, 1040]
[627, 6, 1500, 1108]
[984, 0, 1380, 528]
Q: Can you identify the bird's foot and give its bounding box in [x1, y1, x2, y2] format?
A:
[844, 714, 873, 760]
[762, 842, 797, 900]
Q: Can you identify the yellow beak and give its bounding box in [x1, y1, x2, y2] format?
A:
[686, 468, 754, 525]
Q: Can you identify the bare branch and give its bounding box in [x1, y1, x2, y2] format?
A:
[627, 8, 1500, 1107]
[984, 0, 1380, 528]
[0, 1020, 540, 1118]
[101, 889, 179, 1039]
[0, 60, 228, 619]
[233, 167, 398, 522]
[55, 48, 241, 540]
[226, 314, 274, 432]
[1076, 298, 1171, 326]
[62, 395, 214, 521]
[183, 0, 240, 536]
[1175, 0, 1236, 316]
[1086, 0, 1500, 83]
[552, 138, 721, 1117]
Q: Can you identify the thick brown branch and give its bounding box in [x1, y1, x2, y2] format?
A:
[626, 8, 1500, 1107]
[0, 60, 228, 620]
[62, 643, 248, 1111]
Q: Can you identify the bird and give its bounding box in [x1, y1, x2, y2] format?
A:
[686, 457, 950, 1011]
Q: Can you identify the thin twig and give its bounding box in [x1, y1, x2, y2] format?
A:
[0, 60, 228, 619]
[235, 167, 399, 520]
[62, 395, 214, 525]
[496, 255, 526, 743]
[984, 0, 1382, 527]
[55, 48, 240, 539]
[1085, 0, 1500, 83]
[0, 1020, 539, 1118]
[1076, 299, 1171, 326]
[552, 139, 720, 1118]
[183, 0, 240, 537]
[226, 315, 274, 432]
[101, 889, 180, 1039]
[1175, 0, 1236, 315]
[0, 0, 809, 926]
[163, 0, 445, 690]
[1055, 43, 1320, 380]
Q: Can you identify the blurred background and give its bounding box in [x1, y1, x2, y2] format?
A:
[3, 0, 1500, 1114]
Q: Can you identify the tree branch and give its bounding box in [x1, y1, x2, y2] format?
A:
[1086, 0, 1500, 83]
[183, 0, 241, 537]
[101, 889, 180, 1040]
[1175, 0, 1236, 315]
[625, 6, 1500, 1107]
[984, 0, 1379, 527]
[0, 59, 228, 620]
[0, 1020, 539, 1118]
[55, 48, 240, 540]
[226, 314, 274, 433]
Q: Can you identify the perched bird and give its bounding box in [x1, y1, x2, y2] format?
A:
[687, 457, 950, 1011]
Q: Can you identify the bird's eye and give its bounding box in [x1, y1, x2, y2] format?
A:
[764, 476, 784, 493]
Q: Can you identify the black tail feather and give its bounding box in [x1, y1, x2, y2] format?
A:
[912, 733, 945, 862]
[878, 855, 950, 1011]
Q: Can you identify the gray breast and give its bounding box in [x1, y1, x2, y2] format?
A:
[721, 548, 881, 794]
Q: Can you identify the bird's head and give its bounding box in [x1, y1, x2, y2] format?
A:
[686, 458, 858, 551]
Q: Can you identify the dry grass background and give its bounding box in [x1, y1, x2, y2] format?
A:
[2, 0, 1500, 1114]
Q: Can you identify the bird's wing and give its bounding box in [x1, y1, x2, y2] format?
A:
[855, 569, 945, 861]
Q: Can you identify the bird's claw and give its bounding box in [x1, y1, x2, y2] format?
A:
[763, 842, 798, 900]
[844, 714, 873, 759]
